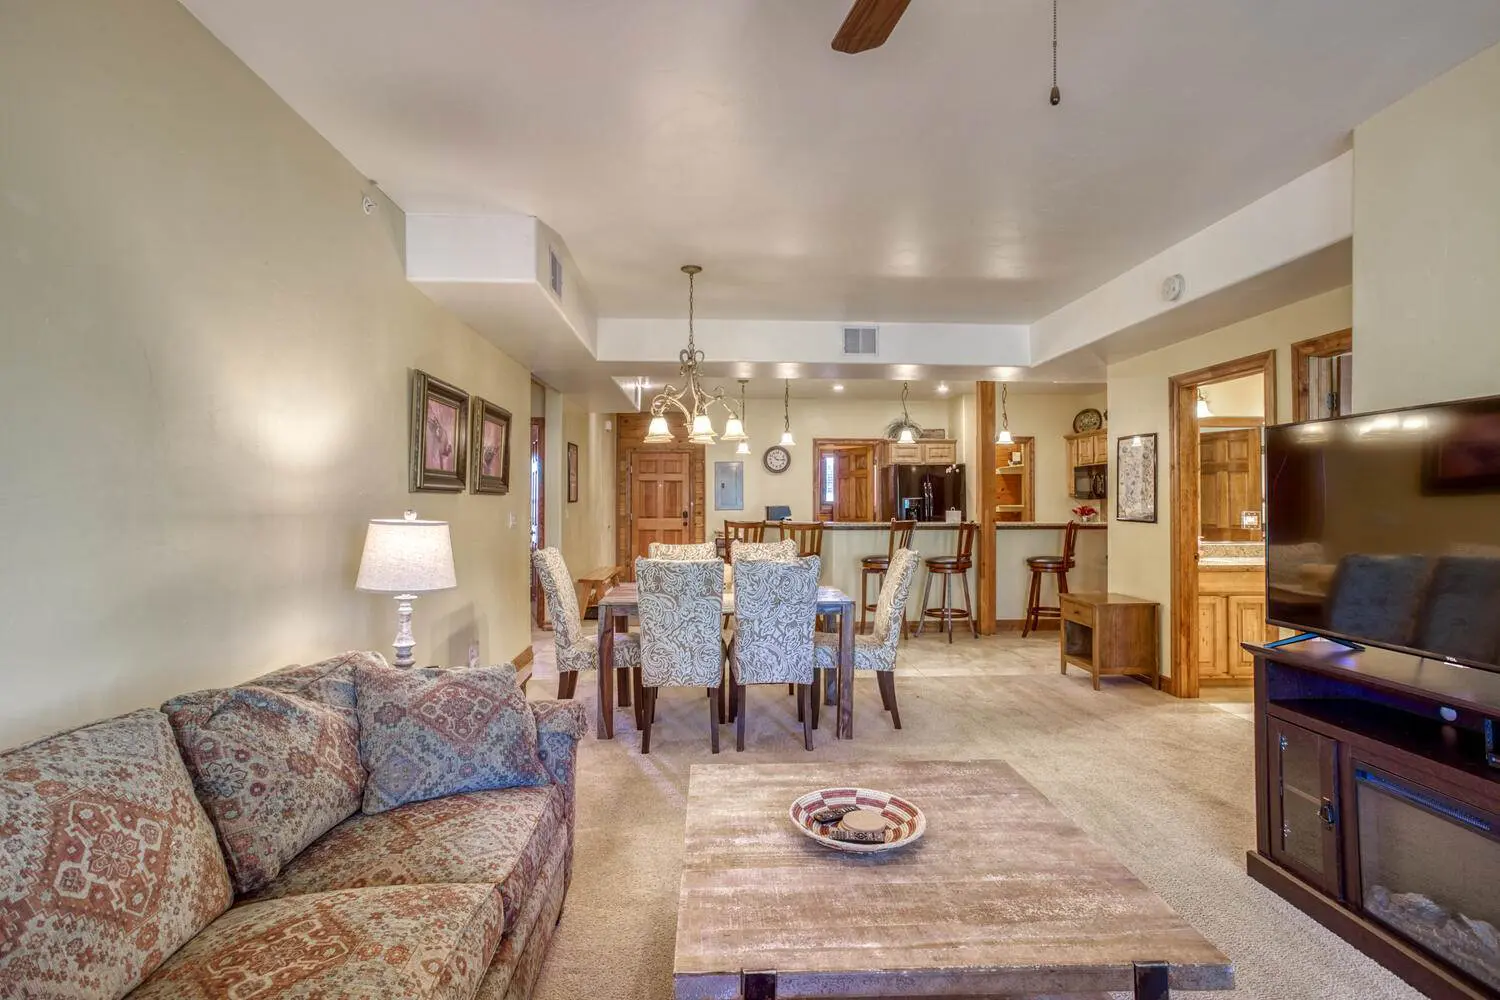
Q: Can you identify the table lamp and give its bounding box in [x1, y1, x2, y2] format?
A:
[356, 510, 457, 667]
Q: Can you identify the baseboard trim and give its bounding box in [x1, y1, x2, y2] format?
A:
[994, 618, 1059, 632]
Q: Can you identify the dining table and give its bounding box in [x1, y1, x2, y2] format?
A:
[593, 582, 858, 741]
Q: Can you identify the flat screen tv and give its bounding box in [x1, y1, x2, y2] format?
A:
[1265, 394, 1500, 672]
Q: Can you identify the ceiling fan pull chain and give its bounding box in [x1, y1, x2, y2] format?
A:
[1050, 0, 1062, 106]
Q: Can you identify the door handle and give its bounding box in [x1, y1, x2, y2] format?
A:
[681, 509, 689, 525]
[1318, 800, 1336, 829]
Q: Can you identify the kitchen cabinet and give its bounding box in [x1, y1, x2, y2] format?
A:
[1065, 429, 1108, 499]
[1198, 565, 1276, 682]
[883, 439, 957, 466]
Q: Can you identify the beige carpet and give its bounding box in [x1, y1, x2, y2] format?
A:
[526, 630, 1421, 999]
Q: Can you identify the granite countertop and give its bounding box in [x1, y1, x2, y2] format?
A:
[1198, 540, 1264, 567]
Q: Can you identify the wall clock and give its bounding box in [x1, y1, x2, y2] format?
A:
[1072, 408, 1104, 433]
[763, 445, 791, 474]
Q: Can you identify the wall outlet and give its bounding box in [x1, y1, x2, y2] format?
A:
[507, 512, 517, 528]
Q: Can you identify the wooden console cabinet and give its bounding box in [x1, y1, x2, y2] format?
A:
[1197, 565, 1277, 683]
[1248, 639, 1500, 1000]
[1060, 593, 1160, 691]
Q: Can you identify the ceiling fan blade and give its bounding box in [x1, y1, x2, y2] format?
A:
[831, 0, 912, 54]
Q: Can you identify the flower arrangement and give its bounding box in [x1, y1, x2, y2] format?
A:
[1072, 504, 1099, 523]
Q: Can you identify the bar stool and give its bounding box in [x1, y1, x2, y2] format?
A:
[1022, 521, 1080, 637]
[859, 519, 917, 635]
[917, 522, 980, 643]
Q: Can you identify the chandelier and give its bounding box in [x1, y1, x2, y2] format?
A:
[643, 265, 747, 446]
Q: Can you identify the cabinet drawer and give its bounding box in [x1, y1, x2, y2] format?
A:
[1060, 598, 1094, 628]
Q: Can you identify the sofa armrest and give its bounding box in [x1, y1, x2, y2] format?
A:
[530, 699, 587, 790]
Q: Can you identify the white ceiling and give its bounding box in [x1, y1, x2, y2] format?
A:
[182, 0, 1500, 326]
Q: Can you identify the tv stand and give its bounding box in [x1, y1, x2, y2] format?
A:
[1247, 639, 1500, 1000]
[1264, 631, 1363, 651]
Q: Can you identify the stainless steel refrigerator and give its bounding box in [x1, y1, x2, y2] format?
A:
[882, 464, 966, 522]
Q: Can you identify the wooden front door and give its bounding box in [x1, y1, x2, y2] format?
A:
[630, 450, 692, 573]
[814, 441, 877, 522]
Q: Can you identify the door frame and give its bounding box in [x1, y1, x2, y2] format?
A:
[1168, 350, 1276, 698]
[1291, 328, 1353, 422]
[810, 438, 882, 522]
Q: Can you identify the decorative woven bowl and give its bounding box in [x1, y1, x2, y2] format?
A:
[788, 787, 926, 854]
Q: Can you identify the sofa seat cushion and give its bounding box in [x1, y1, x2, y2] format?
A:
[248, 786, 565, 930]
[0, 710, 233, 1000]
[162, 683, 366, 896]
[130, 883, 503, 1000]
[356, 664, 549, 815]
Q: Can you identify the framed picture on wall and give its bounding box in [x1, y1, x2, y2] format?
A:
[567, 442, 579, 502]
[469, 398, 512, 495]
[410, 369, 468, 493]
[1116, 432, 1158, 523]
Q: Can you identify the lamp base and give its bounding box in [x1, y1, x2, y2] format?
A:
[391, 594, 418, 668]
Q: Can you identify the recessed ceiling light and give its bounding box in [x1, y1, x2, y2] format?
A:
[832, 384, 844, 392]
[936, 382, 949, 394]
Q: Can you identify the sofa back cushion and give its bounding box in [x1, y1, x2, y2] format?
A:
[356, 663, 549, 815]
[240, 650, 378, 727]
[0, 709, 233, 999]
[163, 684, 366, 895]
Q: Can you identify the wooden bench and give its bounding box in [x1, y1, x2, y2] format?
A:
[574, 565, 624, 620]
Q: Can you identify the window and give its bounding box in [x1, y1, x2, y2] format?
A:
[822, 454, 836, 504]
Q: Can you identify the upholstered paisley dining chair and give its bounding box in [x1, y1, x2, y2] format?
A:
[728, 538, 799, 563]
[532, 546, 640, 699]
[647, 541, 718, 560]
[814, 547, 919, 729]
[728, 556, 820, 752]
[636, 557, 728, 754]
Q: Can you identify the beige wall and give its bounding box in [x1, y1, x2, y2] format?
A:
[1105, 287, 1352, 678]
[556, 400, 616, 573]
[0, 0, 534, 744]
[1353, 43, 1500, 411]
[1201, 374, 1266, 419]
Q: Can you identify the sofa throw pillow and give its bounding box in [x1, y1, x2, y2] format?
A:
[356, 663, 549, 815]
[163, 683, 366, 895]
[0, 709, 234, 1000]
[240, 650, 386, 728]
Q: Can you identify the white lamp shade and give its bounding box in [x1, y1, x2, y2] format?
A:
[779, 429, 796, 447]
[1195, 396, 1213, 418]
[735, 439, 751, 455]
[721, 416, 747, 442]
[643, 415, 674, 442]
[996, 429, 1014, 445]
[356, 517, 457, 593]
[896, 426, 916, 444]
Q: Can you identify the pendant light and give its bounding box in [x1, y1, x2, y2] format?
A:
[779, 379, 796, 447]
[1196, 390, 1213, 419]
[735, 380, 751, 455]
[886, 381, 922, 443]
[996, 382, 1014, 445]
[643, 265, 747, 445]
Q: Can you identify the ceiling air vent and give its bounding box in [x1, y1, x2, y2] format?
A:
[548, 249, 564, 297]
[842, 325, 878, 356]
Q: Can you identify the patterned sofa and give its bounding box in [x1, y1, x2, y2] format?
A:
[0, 651, 585, 1000]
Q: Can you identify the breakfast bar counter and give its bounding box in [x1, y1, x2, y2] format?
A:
[727, 521, 1106, 628]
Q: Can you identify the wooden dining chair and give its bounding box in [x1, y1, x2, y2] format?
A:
[779, 520, 825, 559]
[723, 519, 766, 554]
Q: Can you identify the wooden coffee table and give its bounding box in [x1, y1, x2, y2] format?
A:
[673, 760, 1232, 999]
